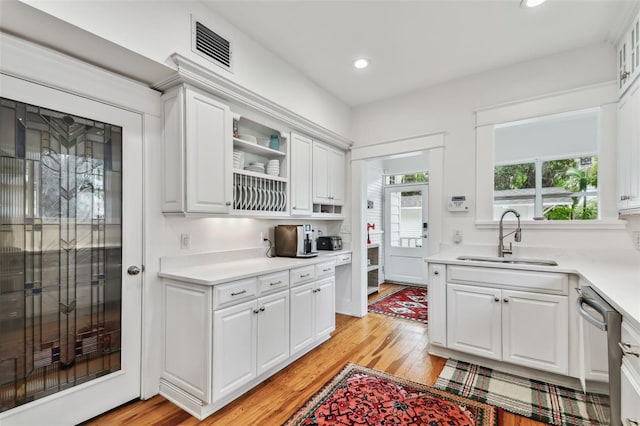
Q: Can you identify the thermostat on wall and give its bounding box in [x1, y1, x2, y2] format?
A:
[448, 195, 470, 212]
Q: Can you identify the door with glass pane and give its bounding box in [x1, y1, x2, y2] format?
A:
[0, 75, 142, 425]
[384, 184, 428, 284]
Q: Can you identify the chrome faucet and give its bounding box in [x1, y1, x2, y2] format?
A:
[498, 209, 522, 257]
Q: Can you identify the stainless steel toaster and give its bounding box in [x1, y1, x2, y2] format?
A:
[317, 236, 342, 251]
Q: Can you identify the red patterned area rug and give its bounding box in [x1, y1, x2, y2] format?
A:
[284, 362, 497, 426]
[368, 286, 428, 324]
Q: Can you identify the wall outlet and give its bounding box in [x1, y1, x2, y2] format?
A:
[453, 230, 462, 244]
[180, 233, 190, 250]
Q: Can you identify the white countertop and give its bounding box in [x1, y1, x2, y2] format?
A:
[427, 245, 640, 328]
[159, 248, 351, 286]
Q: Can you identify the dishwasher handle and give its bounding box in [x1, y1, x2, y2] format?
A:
[576, 295, 607, 331]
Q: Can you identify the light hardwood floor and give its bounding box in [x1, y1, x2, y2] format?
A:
[84, 283, 543, 425]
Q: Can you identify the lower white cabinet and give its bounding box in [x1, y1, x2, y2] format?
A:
[161, 262, 335, 420]
[212, 290, 289, 402]
[290, 276, 335, 355]
[445, 273, 569, 375]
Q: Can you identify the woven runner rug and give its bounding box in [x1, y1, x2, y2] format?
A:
[435, 359, 610, 426]
[284, 362, 497, 426]
[367, 286, 428, 324]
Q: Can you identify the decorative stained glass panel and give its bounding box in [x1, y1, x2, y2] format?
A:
[0, 98, 122, 412]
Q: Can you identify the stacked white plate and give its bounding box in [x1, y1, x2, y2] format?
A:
[245, 162, 265, 173]
[233, 151, 244, 169]
[266, 159, 280, 176]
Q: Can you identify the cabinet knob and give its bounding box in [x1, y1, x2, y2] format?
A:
[621, 70, 631, 82]
[433, 270, 440, 276]
[259, 306, 265, 312]
[226, 201, 232, 206]
[621, 195, 631, 201]
[503, 298, 509, 303]
[253, 309, 259, 314]
[494, 297, 500, 302]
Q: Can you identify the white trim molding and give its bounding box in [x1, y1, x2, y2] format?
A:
[475, 219, 628, 231]
[154, 54, 353, 150]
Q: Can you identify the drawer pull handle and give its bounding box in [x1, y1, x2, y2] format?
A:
[270, 280, 282, 286]
[625, 419, 639, 426]
[231, 290, 247, 296]
[323, 268, 332, 272]
[619, 342, 640, 357]
[300, 273, 311, 278]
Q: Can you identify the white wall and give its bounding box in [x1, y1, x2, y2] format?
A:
[16, 0, 352, 139]
[353, 43, 637, 249]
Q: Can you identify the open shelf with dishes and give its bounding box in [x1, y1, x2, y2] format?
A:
[232, 115, 289, 215]
[367, 244, 380, 295]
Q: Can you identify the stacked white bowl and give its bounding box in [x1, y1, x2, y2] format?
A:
[246, 162, 265, 173]
[266, 159, 280, 176]
[233, 151, 244, 169]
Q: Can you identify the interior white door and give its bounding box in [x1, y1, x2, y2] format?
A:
[0, 75, 143, 425]
[384, 184, 429, 284]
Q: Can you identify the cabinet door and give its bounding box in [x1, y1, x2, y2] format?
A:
[618, 81, 640, 211]
[621, 361, 640, 426]
[185, 86, 232, 213]
[328, 148, 345, 205]
[290, 133, 313, 215]
[502, 290, 568, 375]
[161, 87, 186, 212]
[212, 299, 257, 402]
[314, 277, 335, 339]
[312, 141, 330, 204]
[579, 305, 609, 383]
[447, 284, 502, 360]
[256, 291, 290, 376]
[290, 282, 315, 354]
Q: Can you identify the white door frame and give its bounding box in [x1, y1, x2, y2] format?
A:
[348, 133, 445, 317]
[384, 183, 429, 285]
[0, 33, 160, 424]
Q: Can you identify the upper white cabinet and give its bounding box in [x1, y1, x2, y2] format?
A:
[162, 84, 233, 214]
[618, 10, 640, 96]
[312, 141, 346, 206]
[618, 78, 640, 213]
[290, 133, 313, 215]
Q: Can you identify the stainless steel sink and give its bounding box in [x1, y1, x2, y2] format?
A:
[456, 256, 558, 266]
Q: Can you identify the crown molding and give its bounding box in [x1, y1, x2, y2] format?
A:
[153, 53, 352, 151]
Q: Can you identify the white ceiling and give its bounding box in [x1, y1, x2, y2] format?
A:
[205, 0, 637, 107]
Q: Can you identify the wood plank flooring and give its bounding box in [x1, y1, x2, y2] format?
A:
[85, 283, 544, 425]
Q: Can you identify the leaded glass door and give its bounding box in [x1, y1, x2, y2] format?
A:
[0, 75, 142, 425]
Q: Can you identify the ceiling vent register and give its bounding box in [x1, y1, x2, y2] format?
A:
[192, 20, 232, 72]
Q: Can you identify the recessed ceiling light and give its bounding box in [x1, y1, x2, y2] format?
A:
[353, 58, 369, 69]
[521, 0, 546, 7]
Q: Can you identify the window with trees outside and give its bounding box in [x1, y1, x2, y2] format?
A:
[493, 108, 599, 220]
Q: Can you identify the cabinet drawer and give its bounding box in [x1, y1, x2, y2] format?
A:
[447, 265, 567, 294]
[335, 253, 352, 266]
[213, 277, 258, 309]
[315, 260, 336, 279]
[258, 270, 290, 295]
[621, 320, 640, 377]
[290, 265, 315, 287]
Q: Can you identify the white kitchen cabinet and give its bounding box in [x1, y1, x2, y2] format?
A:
[618, 10, 640, 95]
[618, 78, 640, 213]
[312, 141, 345, 206]
[502, 289, 568, 375]
[162, 84, 233, 214]
[290, 133, 313, 215]
[427, 263, 447, 347]
[212, 299, 257, 401]
[290, 276, 335, 356]
[445, 267, 569, 376]
[212, 290, 289, 402]
[447, 283, 502, 360]
[621, 361, 640, 426]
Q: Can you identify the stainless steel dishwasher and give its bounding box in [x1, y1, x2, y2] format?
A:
[577, 286, 623, 425]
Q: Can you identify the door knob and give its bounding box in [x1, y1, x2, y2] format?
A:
[127, 265, 141, 276]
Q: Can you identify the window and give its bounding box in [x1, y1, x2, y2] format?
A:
[384, 172, 428, 185]
[493, 108, 599, 220]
